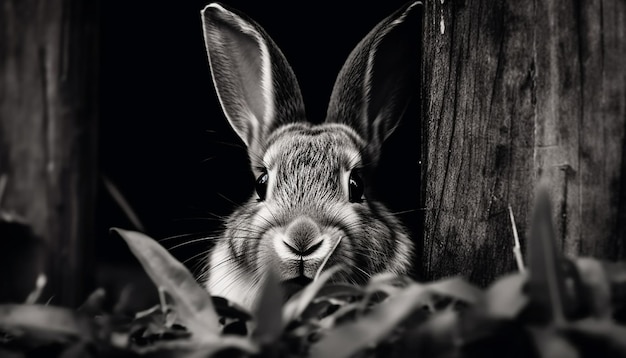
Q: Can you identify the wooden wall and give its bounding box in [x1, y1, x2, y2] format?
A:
[0, 0, 99, 306]
[421, 0, 626, 285]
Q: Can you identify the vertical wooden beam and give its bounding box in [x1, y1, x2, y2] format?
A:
[0, 0, 98, 306]
[422, 0, 626, 285]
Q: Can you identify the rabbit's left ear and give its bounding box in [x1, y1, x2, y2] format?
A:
[326, 2, 422, 163]
[201, 3, 305, 155]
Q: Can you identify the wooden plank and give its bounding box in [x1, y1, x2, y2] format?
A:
[0, 0, 99, 306]
[421, 0, 626, 285]
[532, 0, 626, 259]
[577, 0, 626, 260]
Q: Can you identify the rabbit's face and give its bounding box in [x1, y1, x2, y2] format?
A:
[201, 2, 420, 308]
[251, 125, 362, 282]
[225, 124, 396, 281]
[208, 124, 413, 307]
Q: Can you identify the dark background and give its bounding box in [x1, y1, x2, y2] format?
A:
[97, 0, 422, 288]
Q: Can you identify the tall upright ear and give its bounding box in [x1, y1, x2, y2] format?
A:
[201, 3, 305, 154]
[325, 2, 422, 163]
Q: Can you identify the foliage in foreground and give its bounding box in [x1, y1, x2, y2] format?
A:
[1, 190, 626, 358]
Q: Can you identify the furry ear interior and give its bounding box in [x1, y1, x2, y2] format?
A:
[201, 3, 305, 153]
[325, 2, 422, 162]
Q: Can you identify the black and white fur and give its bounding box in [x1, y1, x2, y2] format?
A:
[200, 2, 421, 308]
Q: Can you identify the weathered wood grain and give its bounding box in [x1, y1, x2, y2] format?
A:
[422, 0, 626, 285]
[0, 0, 99, 306]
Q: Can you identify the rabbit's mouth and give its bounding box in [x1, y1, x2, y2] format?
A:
[281, 275, 313, 298]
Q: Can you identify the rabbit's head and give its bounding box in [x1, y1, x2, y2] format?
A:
[200, 2, 421, 308]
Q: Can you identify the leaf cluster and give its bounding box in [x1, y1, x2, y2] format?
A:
[1, 190, 625, 357]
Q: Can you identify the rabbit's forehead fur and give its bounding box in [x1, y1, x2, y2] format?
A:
[261, 123, 364, 202]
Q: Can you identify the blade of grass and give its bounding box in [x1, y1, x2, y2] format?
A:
[24, 274, 47, 305]
[508, 205, 525, 273]
[314, 236, 343, 281]
[103, 176, 146, 232]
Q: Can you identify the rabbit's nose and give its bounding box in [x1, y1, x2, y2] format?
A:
[283, 216, 323, 256]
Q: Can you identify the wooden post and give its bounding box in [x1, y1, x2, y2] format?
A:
[422, 0, 626, 285]
[0, 0, 99, 306]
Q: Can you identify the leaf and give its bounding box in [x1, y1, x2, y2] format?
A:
[252, 266, 283, 344]
[483, 273, 528, 319]
[527, 187, 569, 324]
[574, 258, 611, 319]
[426, 276, 483, 304]
[0, 304, 92, 342]
[315, 284, 363, 302]
[282, 266, 342, 326]
[601, 261, 626, 317]
[309, 282, 434, 358]
[316, 301, 362, 330]
[364, 273, 405, 297]
[130, 335, 258, 356]
[24, 274, 47, 305]
[112, 228, 220, 341]
[605, 261, 626, 284]
[211, 297, 252, 322]
[59, 342, 93, 358]
[402, 309, 460, 357]
[529, 327, 579, 358]
[297, 284, 361, 324]
[563, 318, 626, 355]
[78, 288, 106, 316]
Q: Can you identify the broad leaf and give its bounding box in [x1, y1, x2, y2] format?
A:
[0, 304, 92, 342]
[426, 276, 483, 304]
[112, 228, 219, 340]
[574, 258, 611, 319]
[253, 267, 283, 344]
[484, 273, 528, 319]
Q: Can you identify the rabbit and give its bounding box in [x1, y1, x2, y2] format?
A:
[199, 2, 421, 309]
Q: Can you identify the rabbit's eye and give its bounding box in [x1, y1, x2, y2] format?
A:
[255, 171, 269, 201]
[348, 170, 364, 203]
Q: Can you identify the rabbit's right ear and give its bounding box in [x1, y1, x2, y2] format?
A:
[326, 2, 422, 164]
[201, 3, 305, 154]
